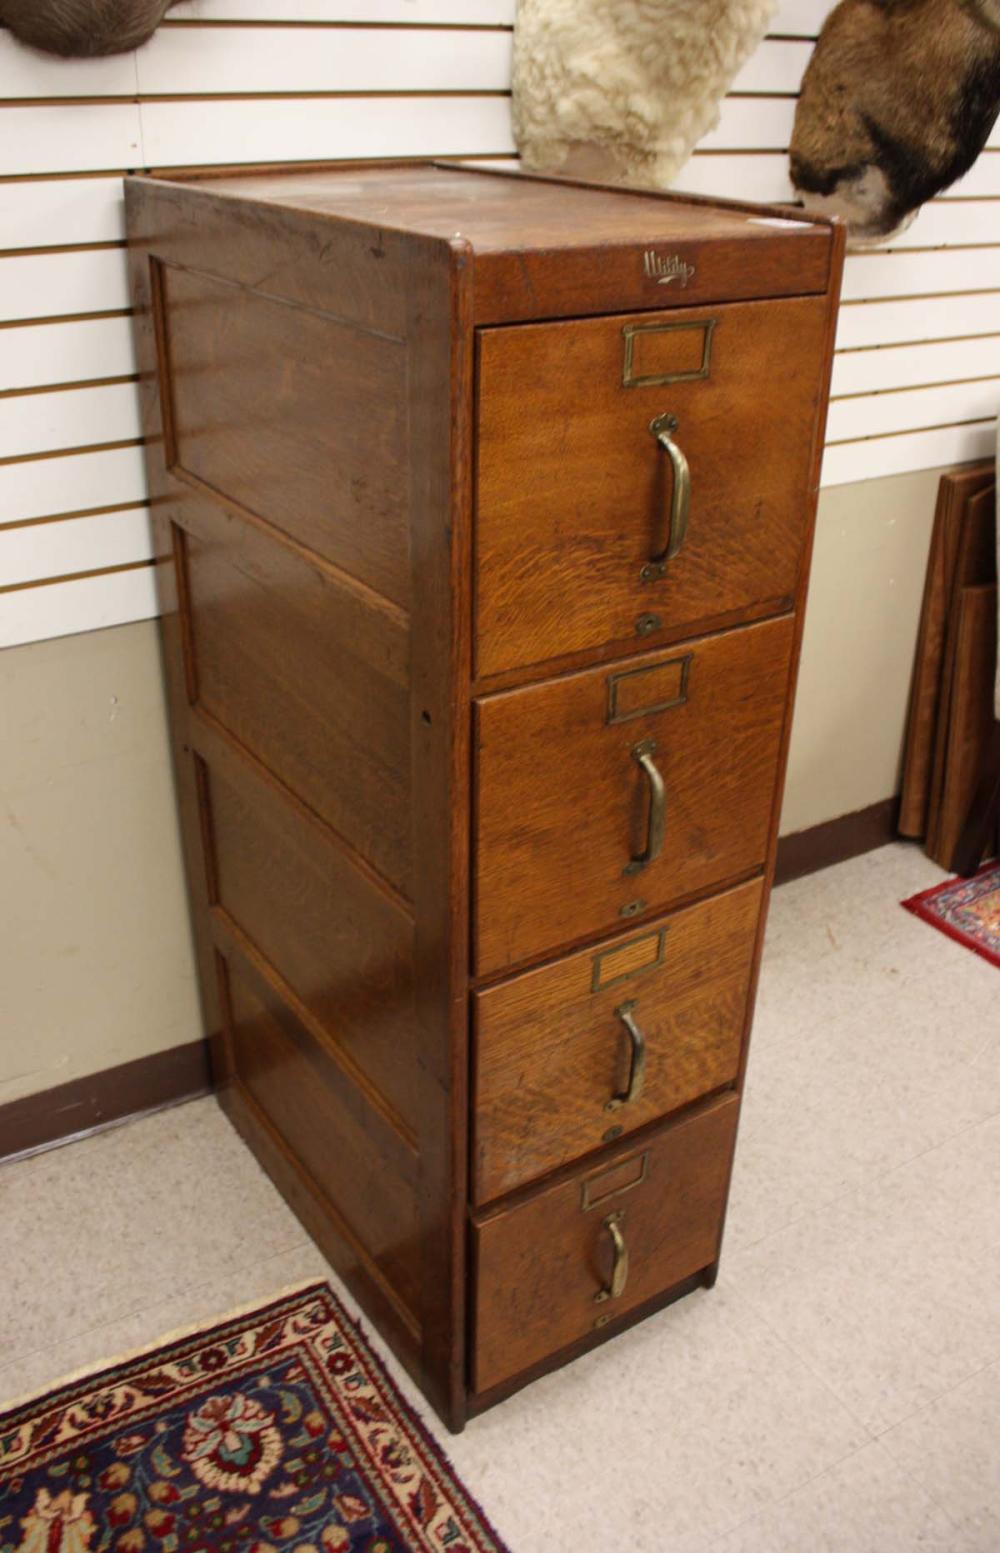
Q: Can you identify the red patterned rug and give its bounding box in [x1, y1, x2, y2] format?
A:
[0, 1282, 507, 1553]
[902, 861, 1000, 969]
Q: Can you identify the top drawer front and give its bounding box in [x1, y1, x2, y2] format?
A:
[475, 295, 828, 679]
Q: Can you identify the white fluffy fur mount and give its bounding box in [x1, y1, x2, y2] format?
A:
[512, 0, 778, 188]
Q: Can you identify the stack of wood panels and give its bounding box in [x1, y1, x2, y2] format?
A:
[899, 462, 998, 868]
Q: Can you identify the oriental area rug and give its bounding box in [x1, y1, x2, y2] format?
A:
[902, 861, 1000, 969]
[0, 1282, 507, 1553]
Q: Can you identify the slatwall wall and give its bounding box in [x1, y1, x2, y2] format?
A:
[1, 0, 998, 649]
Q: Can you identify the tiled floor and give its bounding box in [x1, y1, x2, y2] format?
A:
[2, 843, 998, 1551]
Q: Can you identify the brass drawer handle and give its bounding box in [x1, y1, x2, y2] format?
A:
[594, 1211, 629, 1303]
[606, 1000, 647, 1112]
[624, 737, 665, 876]
[642, 412, 690, 583]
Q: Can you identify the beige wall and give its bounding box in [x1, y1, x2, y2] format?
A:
[780, 464, 942, 836]
[0, 463, 945, 1103]
[0, 620, 201, 1107]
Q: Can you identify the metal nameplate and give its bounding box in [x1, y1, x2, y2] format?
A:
[622, 317, 716, 389]
[581, 1151, 649, 1212]
[590, 926, 668, 993]
[607, 653, 692, 724]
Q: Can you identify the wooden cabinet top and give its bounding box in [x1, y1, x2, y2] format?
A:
[128, 160, 837, 323]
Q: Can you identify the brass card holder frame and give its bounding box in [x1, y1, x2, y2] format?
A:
[589, 925, 668, 993]
[622, 317, 717, 389]
[606, 653, 692, 725]
[580, 1151, 650, 1211]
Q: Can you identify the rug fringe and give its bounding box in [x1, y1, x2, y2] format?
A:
[0, 1277, 330, 1417]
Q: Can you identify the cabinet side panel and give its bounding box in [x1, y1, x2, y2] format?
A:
[160, 263, 410, 608]
[222, 957, 422, 1329]
[176, 487, 412, 896]
[125, 180, 458, 1407]
[192, 729, 419, 1138]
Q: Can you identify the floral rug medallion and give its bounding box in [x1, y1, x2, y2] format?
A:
[0, 1283, 507, 1553]
[902, 860, 1000, 969]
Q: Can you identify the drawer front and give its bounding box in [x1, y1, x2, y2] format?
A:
[475, 614, 793, 974]
[473, 1094, 738, 1394]
[472, 876, 762, 1204]
[475, 295, 828, 678]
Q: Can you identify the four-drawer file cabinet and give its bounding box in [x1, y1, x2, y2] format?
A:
[126, 163, 844, 1430]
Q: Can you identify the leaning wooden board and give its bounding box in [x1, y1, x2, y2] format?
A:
[125, 161, 844, 1430]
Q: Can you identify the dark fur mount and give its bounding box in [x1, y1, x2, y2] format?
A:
[0, 0, 180, 56]
[791, 0, 1000, 242]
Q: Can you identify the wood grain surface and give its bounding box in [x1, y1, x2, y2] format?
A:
[194, 722, 419, 1137]
[475, 615, 795, 973]
[926, 485, 999, 863]
[472, 1094, 739, 1393]
[475, 295, 829, 677]
[473, 877, 762, 1203]
[126, 173, 474, 1428]
[226, 961, 423, 1326]
[124, 162, 842, 1430]
[178, 489, 412, 896]
[162, 260, 411, 607]
[899, 463, 996, 838]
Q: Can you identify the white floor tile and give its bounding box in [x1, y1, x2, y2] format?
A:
[714, 1440, 977, 1553]
[881, 1361, 1000, 1552]
[0, 1098, 304, 1361]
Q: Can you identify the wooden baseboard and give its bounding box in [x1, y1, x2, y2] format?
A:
[0, 1039, 210, 1166]
[775, 797, 899, 887]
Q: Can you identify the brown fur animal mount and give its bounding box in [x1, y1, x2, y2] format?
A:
[0, 0, 180, 56]
[790, 0, 1000, 244]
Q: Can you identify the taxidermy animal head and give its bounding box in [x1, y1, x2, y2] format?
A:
[791, 0, 1000, 244]
[513, 0, 779, 189]
[0, 0, 181, 56]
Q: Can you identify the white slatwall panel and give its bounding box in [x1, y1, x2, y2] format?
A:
[3, 317, 136, 392]
[0, 248, 130, 323]
[168, 2, 515, 19]
[835, 293, 1000, 349]
[831, 335, 1000, 397]
[822, 421, 998, 486]
[0, 446, 148, 523]
[0, 382, 142, 459]
[0, 105, 142, 176]
[0, 566, 158, 649]
[135, 25, 512, 94]
[0, 508, 151, 586]
[0, 35, 135, 96]
[827, 377, 1000, 442]
[0, 178, 126, 250]
[140, 94, 513, 167]
[1, 0, 997, 648]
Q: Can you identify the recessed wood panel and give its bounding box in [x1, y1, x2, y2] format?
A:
[177, 497, 412, 894]
[473, 1095, 738, 1393]
[161, 261, 410, 605]
[474, 615, 794, 974]
[199, 741, 419, 1133]
[224, 959, 422, 1323]
[472, 877, 762, 1203]
[475, 295, 828, 676]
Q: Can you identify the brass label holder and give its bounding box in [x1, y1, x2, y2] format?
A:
[581, 1151, 649, 1211]
[622, 317, 717, 389]
[590, 925, 668, 993]
[607, 653, 692, 725]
